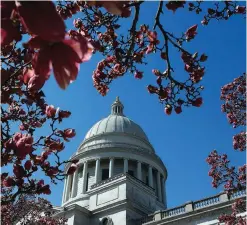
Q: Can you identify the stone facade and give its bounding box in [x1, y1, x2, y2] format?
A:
[54, 97, 246, 225]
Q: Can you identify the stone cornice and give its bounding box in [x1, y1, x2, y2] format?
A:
[53, 203, 91, 218]
[90, 172, 156, 194]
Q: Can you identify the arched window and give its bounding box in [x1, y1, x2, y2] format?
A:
[102, 218, 108, 225]
[101, 217, 113, 225]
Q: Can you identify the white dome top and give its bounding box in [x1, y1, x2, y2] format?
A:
[84, 114, 149, 141]
[84, 97, 149, 141]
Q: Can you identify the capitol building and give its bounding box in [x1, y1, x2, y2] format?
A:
[55, 97, 246, 225]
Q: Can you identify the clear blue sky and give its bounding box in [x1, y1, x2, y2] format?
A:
[40, 2, 246, 208]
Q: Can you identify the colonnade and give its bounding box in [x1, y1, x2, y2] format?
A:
[63, 157, 166, 204]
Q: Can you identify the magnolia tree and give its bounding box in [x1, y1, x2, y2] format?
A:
[1, 189, 67, 225]
[1, 0, 246, 224]
[207, 74, 246, 224]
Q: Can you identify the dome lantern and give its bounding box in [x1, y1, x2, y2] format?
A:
[111, 96, 124, 116]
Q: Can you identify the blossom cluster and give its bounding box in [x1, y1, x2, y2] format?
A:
[1, 192, 67, 225]
[1, 73, 78, 203]
[206, 150, 246, 193]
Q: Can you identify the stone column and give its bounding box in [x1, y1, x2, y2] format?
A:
[95, 158, 101, 183]
[62, 176, 68, 203]
[82, 161, 88, 194]
[161, 176, 165, 204]
[137, 161, 142, 181]
[148, 165, 153, 188]
[124, 158, 128, 173]
[65, 174, 72, 200]
[109, 158, 114, 178]
[71, 168, 79, 198]
[157, 171, 162, 202]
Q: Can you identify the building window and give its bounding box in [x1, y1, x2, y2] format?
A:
[102, 218, 108, 225]
[102, 169, 109, 181]
[146, 176, 149, 185]
[101, 217, 113, 225]
[128, 170, 134, 177]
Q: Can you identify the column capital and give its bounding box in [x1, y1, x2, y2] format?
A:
[109, 157, 115, 160]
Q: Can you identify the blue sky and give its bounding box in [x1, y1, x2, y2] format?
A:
[40, 2, 246, 208]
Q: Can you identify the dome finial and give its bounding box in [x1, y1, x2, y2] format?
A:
[111, 96, 124, 115]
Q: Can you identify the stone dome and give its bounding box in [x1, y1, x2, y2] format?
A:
[78, 97, 154, 154]
[84, 115, 149, 141]
[84, 97, 149, 142]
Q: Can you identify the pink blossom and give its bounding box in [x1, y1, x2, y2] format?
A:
[3, 177, 15, 187]
[147, 85, 158, 94]
[192, 97, 203, 107]
[185, 24, 198, 41]
[64, 129, 76, 138]
[23, 68, 46, 91]
[166, 1, 186, 12]
[235, 5, 246, 14]
[39, 184, 51, 195]
[14, 133, 33, 159]
[67, 163, 77, 175]
[13, 164, 25, 178]
[24, 160, 32, 171]
[175, 106, 182, 114]
[45, 105, 56, 118]
[165, 105, 172, 115]
[28, 34, 93, 89]
[91, 1, 131, 17]
[134, 71, 143, 79]
[58, 110, 71, 119]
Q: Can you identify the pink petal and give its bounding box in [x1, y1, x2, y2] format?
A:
[16, 1, 65, 42]
[27, 36, 48, 49]
[67, 35, 93, 62]
[51, 42, 80, 89]
[101, 2, 123, 16]
[1, 1, 15, 19]
[1, 18, 21, 46]
[32, 47, 52, 79]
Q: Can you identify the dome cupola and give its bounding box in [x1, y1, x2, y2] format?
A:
[111, 96, 124, 115]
